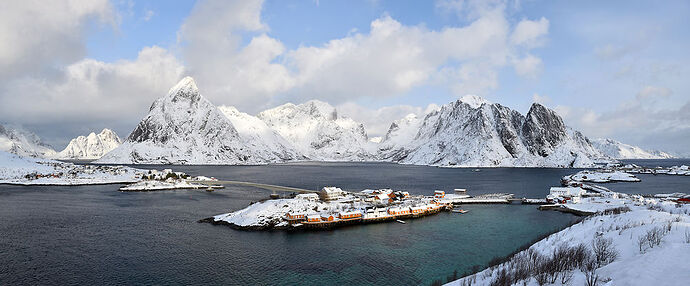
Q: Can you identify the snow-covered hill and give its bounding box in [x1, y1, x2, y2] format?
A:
[379, 95, 607, 167]
[257, 100, 373, 161]
[0, 124, 56, 158]
[592, 138, 674, 159]
[55, 129, 122, 160]
[97, 77, 301, 165]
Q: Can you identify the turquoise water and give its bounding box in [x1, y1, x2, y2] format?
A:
[1, 162, 686, 285]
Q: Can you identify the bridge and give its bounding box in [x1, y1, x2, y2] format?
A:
[190, 180, 316, 194]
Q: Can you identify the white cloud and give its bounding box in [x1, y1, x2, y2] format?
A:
[512, 54, 543, 78]
[636, 85, 671, 100]
[554, 86, 689, 154]
[336, 102, 440, 137]
[0, 46, 184, 144]
[510, 17, 549, 47]
[0, 0, 115, 79]
[177, 0, 549, 111]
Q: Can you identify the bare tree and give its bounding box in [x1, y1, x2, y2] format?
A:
[581, 257, 599, 286]
[592, 236, 618, 267]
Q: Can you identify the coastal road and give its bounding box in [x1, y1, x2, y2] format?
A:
[190, 180, 317, 194]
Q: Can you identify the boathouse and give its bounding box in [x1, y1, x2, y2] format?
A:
[306, 215, 321, 222]
[286, 213, 306, 221]
[434, 190, 445, 199]
[321, 214, 335, 221]
[338, 211, 362, 219]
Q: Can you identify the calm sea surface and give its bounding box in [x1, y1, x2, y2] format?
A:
[1, 161, 688, 285]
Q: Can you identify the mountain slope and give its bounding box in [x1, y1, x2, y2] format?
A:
[380, 96, 606, 167]
[0, 124, 56, 158]
[55, 129, 122, 159]
[591, 138, 674, 159]
[218, 105, 305, 161]
[97, 77, 300, 165]
[257, 100, 373, 161]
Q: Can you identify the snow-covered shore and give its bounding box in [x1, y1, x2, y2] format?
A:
[0, 150, 138, 185]
[563, 169, 640, 183]
[447, 200, 690, 286]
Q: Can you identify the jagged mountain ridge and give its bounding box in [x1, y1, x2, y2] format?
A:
[591, 138, 674, 159]
[257, 100, 373, 161]
[380, 96, 606, 167]
[0, 124, 56, 158]
[55, 129, 122, 159]
[97, 77, 302, 164]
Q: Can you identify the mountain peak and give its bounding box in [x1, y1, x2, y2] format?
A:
[167, 76, 200, 102]
[459, 95, 491, 109]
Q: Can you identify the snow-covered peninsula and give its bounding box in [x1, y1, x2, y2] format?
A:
[0, 150, 138, 185]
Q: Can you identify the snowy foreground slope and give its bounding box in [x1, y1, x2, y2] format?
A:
[0, 150, 138, 185]
[591, 138, 674, 159]
[380, 96, 606, 167]
[257, 100, 373, 161]
[55, 129, 122, 160]
[0, 123, 56, 158]
[98, 77, 302, 164]
[447, 202, 690, 286]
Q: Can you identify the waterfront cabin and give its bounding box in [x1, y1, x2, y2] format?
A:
[434, 190, 445, 199]
[388, 207, 410, 216]
[286, 213, 306, 221]
[548, 187, 586, 203]
[296, 193, 319, 202]
[306, 215, 321, 222]
[319, 187, 345, 201]
[338, 211, 362, 219]
[321, 214, 335, 222]
[410, 206, 426, 214]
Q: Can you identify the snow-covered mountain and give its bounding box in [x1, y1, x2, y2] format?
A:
[97, 77, 301, 165]
[0, 124, 56, 158]
[257, 100, 373, 161]
[55, 129, 122, 160]
[218, 105, 305, 161]
[379, 95, 606, 167]
[591, 138, 674, 159]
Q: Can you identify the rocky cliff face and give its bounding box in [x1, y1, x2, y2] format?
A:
[379, 96, 607, 167]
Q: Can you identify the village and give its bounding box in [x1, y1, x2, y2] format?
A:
[208, 166, 690, 231]
[208, 186, 475, 230]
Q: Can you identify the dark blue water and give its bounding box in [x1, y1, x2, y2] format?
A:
[1, 162, 687, 285]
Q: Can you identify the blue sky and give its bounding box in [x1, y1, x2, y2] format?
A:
[1, 0, 688, 154]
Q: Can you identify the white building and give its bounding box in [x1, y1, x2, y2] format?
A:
[296, 193, 319, 202]
[319, 187, 345, 201]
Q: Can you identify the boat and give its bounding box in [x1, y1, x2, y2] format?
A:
[473, 169, 481, 172]
[206, 187, 214, 192]
[452, 209, 468, 214]
[396, 220, 406, 224]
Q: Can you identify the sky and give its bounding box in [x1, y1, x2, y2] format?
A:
[0, 0, 688, 155]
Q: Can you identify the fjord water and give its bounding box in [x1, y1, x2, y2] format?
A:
[1, 162, 688, 285]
